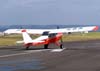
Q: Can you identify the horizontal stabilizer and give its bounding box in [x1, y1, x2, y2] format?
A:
[16, 40, 44, 44]
[26, 40, 44, 43]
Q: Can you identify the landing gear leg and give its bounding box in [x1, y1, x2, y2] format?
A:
[55, 42, 64, 49]
[44, 44, 49, 49]
[60, 36, 64, 49]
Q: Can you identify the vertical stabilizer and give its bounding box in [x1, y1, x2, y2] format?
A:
[21, 29, 32, 43]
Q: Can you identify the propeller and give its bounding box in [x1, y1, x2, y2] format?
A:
[57, 26, 64, 48]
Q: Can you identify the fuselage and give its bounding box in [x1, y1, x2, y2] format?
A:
[24, 33, 63, 47]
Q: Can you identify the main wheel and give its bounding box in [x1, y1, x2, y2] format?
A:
[44, 44, 49, 49]
[26, 46, 29, 50]
[60, 44, 63, 49]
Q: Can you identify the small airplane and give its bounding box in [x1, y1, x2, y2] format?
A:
[17, 29, 64, 49]
[15, 26, 98, 50]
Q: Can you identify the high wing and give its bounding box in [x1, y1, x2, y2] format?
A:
[4, 26, 98, 34]
[49, 26, 99, 33]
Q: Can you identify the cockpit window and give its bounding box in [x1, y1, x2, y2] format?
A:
[42, 31, 49, 35]
[49, 33, 57, 37]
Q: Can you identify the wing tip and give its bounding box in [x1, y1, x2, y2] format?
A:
[21, 29, 26, 32]
[93, 26, 99, 31]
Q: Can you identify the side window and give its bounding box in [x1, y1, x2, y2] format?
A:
[49, 33, 57, 38]
[42, 31, 49, 35]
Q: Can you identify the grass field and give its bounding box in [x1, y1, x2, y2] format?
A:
[0, 32, 100, 46]
[63, 32, 100, 42]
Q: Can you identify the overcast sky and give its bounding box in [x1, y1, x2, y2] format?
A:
[0, 0, 100, 25]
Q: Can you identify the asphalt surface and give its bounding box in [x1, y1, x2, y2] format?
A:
[0, 40, 100, 71]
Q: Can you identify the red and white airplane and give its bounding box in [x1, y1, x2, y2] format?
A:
[15, 26, 98, 49]
[17, 29, 64, 49]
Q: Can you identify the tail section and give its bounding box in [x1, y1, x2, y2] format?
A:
[21, 29, 32, 44]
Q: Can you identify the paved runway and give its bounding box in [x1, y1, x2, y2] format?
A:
[0, 40, 100, 71]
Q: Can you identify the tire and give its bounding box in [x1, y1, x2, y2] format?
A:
[26, 46, 29, 50]
[60, 44, 63, 49]
[44, 44, 49, 49]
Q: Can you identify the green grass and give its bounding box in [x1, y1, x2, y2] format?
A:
[0, 32, 100, 46]
[0, 35, 22, 46]
[0, 34, 39, 46]
[63, 32, 100, 42]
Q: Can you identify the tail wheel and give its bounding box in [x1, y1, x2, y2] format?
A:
[44, 44, 49, 49]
